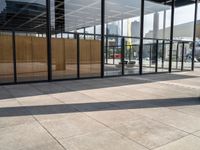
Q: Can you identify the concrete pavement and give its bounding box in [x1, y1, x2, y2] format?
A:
[0, 69, 200, 150]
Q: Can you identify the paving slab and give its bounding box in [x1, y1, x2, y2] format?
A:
[0, 122, 65, 150]
[0, 69, 199, 150]
[39, 113, 108, 140]
[60, 130, 148, 150]
[85, 107, 143, 127]
[154, 135, 200, 150]
[113, 118, 187, 149]
[193, 131, 200, 137]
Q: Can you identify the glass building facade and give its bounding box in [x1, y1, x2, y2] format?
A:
[0, 0, 199, 84]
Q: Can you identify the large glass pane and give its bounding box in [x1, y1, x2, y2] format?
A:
[0, 1, 48, 83]
[143, 0, 172, 73]
[16, 33, 48, 82]
[183, 42, 194, 70]
[51, 0, 101, 79]
[174, 1, 195, 41]
[142, 39, 156, 73]
[174, 0, 196, 71]
[157, 40, 170, 72]
[124, 38, 140, 75]
[104, 36, 122, 76]
[0, 0, 48, 82]
[0, 31, 14, 84]
[144, 0, 171, 39]
[195, 1, 200, 68]
[51, 33, 77, 80]
[105, 0, 141, 76]
[171, 41, 183, 71]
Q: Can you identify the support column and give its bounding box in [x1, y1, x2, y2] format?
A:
[46, 0, 52, 81]
[101, 0, 105, 78]
[77, 33, 80, 78]
[192, 0, 198, 71]
[169, 0, 175, 73]
[121, 37, 125, 75]
[139, 0, 144, 75]
[12, 30, 17, 83]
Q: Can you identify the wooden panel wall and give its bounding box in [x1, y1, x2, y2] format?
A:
[0, 35, 13, 63]
[15, 35, 47, 75]
[90, 40, 101, 75]
[16, 36, 32, 63]
[52, 38, 65, 71]
[80, 39, 101, 76]
[32, 37, 47, 63]
[80, 40, 91, 75]
[0, 35, 14, 80]
[65, 39, 77, 64]
[0, 35, 101, 77]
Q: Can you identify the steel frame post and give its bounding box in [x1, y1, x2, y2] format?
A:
[46, 0, 52, 81]
[121, 37, 125, 75]
[77, 33, 80, 79]
[101, 0, 105, 78]
[139, 0, 144, 75]
[155, 40, 158, 73]
[169, 0, 175, 73]
[12, 30, 17, 83]
[181, 42, 185, 71]
[192, 0, 198, 71]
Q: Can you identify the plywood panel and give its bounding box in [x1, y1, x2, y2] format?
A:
[16, 36, 32, 63]
[0, 35, 13, 63]
[80, 40, 91, 75]
[90, 40, 101, 75]
[16, 36, 33, 75]
[32, 37, 47, 62]
[64, 39, 77, 76]
[0, 35, 14, 83]
[32, 37, 48, 73]
[91, 40, 101, 64]
[15, 35, 48, 81]
[0, 35, 101, 80]
[52, 38, 65, 71]
[65, 39, 77, 64]
[80, 40, 91, 64]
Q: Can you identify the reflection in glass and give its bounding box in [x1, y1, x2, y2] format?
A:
[16, 33, 48, 82]
[144, 0, 171, 39]
[0, 31, 14, 83]
[51, 0, 101, 79]
[142, 39, 156, 73]
[195, 2, 200, 68]
[173, 0, 195, 71]
[104, 0, 141, 76]
[157, 40, 170, 73]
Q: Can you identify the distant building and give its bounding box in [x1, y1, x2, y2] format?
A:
[131, 21, 140, 44]
[131, 21, 140, 37]
[107, 23, 119, 35]
[145, 20, 200, 41]
[107, 22, 120, 45]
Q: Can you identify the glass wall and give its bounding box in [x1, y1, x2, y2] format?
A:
[171, 41, 183, 71]
[144, 1, 171, 39]
[195, 1, 200, 68]
[16, 32, 48, 82]
[0, 0, 48, 83]
[0, 0, 199, 85]
[157, 39, 170, 72]
[50, 0, 101, 79]
[0, 31, 14, 83]
[173, 0, 196, 71]
[143, 0, 171, 73]
[124, 38, 140, 75]
[104, 0, 141, 76]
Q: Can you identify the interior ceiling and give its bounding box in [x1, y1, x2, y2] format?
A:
[0, 0, 196, 33]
